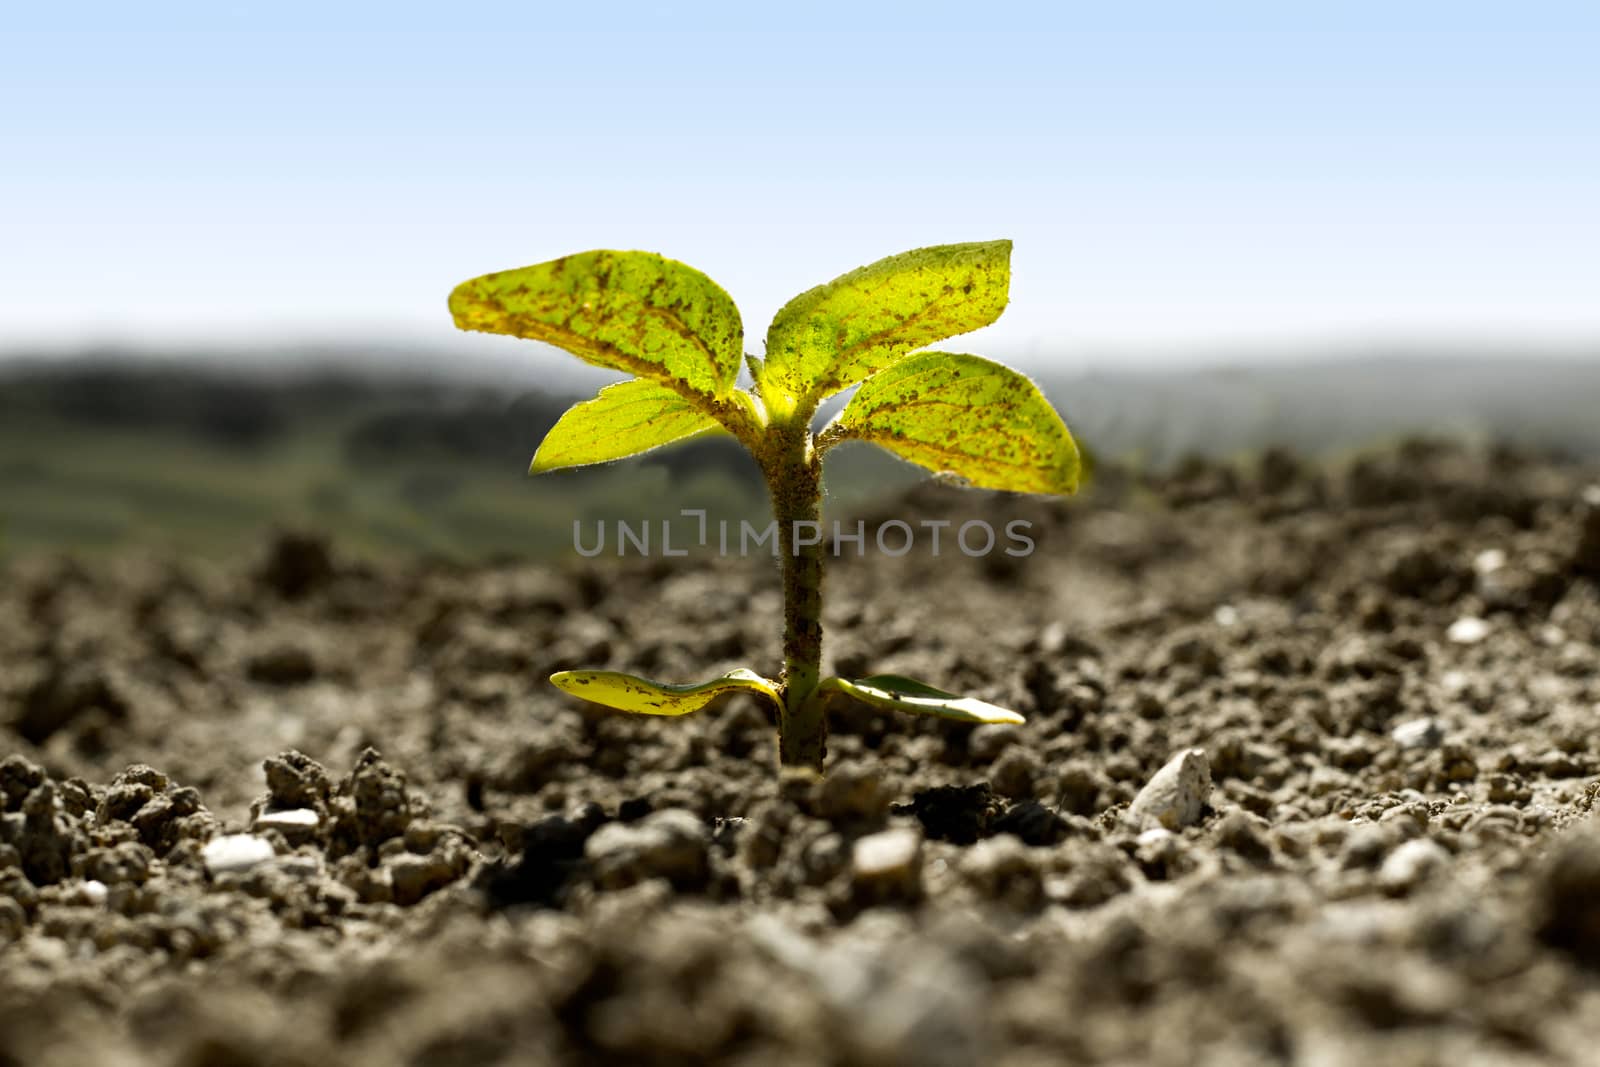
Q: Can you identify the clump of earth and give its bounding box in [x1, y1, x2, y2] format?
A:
[3, 439, 1600, 1066]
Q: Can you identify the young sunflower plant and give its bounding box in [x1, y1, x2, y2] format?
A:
[449, 240, 1080, 774]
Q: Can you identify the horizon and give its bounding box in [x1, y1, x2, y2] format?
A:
[2, 337, 1597, 397]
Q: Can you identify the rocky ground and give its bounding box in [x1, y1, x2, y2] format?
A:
[3, 439, 1600, 1066]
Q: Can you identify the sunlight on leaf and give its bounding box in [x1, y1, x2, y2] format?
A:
[819, 674, 1025, 725]
[762, 240, 1011, 408]
[450, 250, 744, 401]
[822, 351, 1080, 495]
[531, 379, 724, 473]
[551, 667, 780, 716]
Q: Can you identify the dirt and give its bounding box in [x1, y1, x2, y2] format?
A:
[3, 439, 1600, 1066]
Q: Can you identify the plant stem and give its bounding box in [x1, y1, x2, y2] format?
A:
[766, 422, 826, 772]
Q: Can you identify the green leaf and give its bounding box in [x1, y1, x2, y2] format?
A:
[450, 250, 744, 401]
[550, 668, 779, 717]
[532, 379, 723, 474]
[823, 351, 1080, 496]
[761, 240, 1012, 409]
[819, 674, 1025, 725]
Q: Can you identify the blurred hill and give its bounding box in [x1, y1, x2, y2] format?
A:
[1045, 353, 1600, 468]
[0, 348, 1596, 560]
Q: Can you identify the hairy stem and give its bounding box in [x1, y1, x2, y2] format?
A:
[766, 422, 826, 772]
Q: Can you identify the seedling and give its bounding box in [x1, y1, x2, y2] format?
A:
[449, 241, 1080, 773]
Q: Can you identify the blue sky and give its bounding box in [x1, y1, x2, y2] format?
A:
[2, 1, 1596, 371]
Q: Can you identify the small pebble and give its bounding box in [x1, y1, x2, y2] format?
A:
[1137, 827, 1174, 848]
[851, 827, 923, 902]
[1126, 749, 1211, 830]
[255, 807, 318, 828]
[1391, 718, 1444, 751]
[202, 834, 276, 876]
[253, 808, 320, 841]
[1447, 617, 1490, 645]
[1472, 549, 1506, 576]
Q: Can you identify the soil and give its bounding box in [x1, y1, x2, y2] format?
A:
[4, 439, 1600, 1066]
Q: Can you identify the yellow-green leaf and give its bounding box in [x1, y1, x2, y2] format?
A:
[550, 668, 779, 716]
[761, 240, 1011, 409]
[450, 250, 744, 401]
[824, 352, 1080, 496]
[531, 379, 723, 474]
[820, 675, 1025, 725]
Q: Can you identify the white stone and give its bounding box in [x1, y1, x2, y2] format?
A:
[253, 808, 319, 832]
[1472, 549, 1507, 576]
[1127, 749, 1211, 830]
[80, 880, 108, 906]
[202, 834, 276, 876]
[1390, 718, 1444, 751]
[1447, 617, 1491, 645]
[1213, 604, 1239, 627]
[852, 828, 922, 882]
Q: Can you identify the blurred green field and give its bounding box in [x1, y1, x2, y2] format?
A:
[0, 373, 747, 562]
[0, 362, 922, 562]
